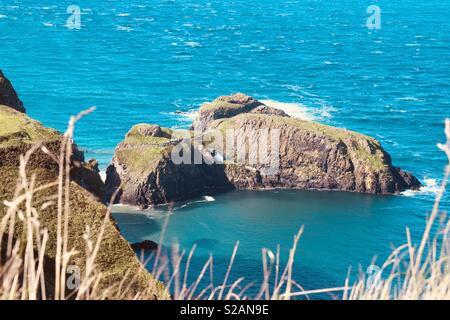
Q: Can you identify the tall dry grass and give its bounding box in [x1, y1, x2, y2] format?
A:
[345, 119, 450, 300]
[0, 110, 449, 300]
[0, 107, 116, 300]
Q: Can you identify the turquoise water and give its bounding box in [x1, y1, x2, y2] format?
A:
[113, 189, 435, 297]
[1, 0, 449, 297]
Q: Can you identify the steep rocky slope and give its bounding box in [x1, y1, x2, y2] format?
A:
[0, 72, 167, 298]
[0, 105, 167, 298]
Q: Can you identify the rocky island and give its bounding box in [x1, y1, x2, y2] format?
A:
[105, 93, 421, 208]
[0, 71, 167, 299]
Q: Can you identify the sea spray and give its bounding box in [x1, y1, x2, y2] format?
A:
[260, 100, 316, 121]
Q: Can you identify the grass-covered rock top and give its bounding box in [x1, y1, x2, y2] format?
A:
[0, 105, 60, 148]
[115, 123, 187, 174]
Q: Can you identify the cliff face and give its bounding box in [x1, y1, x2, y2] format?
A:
[0, 104, 166, 298]
[0, 70, 25, 113]
[106, 93, 421, 207]
[209, 113, 420, 194]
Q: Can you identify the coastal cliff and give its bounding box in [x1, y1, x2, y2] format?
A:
[106, 93, 421, 208]
[0, 71, 167, 299]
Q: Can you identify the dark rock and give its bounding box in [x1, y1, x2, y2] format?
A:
[105, 131, 233, 208]
[131, 240, 158, 252]
[70, 158, 105, 200]
[208, 114, 422, 194]
[0, 70, 25, 113]
[251, 105, 289, 117]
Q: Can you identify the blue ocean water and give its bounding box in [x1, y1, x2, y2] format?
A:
[1, 0, 449, 297]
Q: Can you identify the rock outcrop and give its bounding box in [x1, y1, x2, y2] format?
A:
[0, 70, 25, 113]
[104, 124, 232, 208]
[192, 93, 263, 131]
[106, 93, 421, 207]
[251, 104, 289, 117]
[0, 104, 167, 298]
[208, 113, 420, 194]
[71, 157, 105, 200]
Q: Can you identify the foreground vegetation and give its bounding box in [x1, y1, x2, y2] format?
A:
[0, 107, 167, 299]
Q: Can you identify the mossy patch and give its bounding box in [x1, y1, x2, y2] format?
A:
[0, 105, 60, 148]
[116, 146, 167, 173]
[116, 124, 190, 174]
[200, 100, 247, 112]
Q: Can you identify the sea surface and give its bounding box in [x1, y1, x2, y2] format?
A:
[1, 0, 449, 298]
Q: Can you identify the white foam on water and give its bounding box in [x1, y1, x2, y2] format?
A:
[169, 109, 198, 121]
[117, 26, 133, 31]
[185, 41, 201, 48]
[396, 97, 423, 102]
[401, 178, 440, 197]
[389, 108, 408, 113]
[99, 170, 107, 183]
[203, 196, 215, 202]
[260, 100, 318, 121]
[164, 109, 198, 128]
